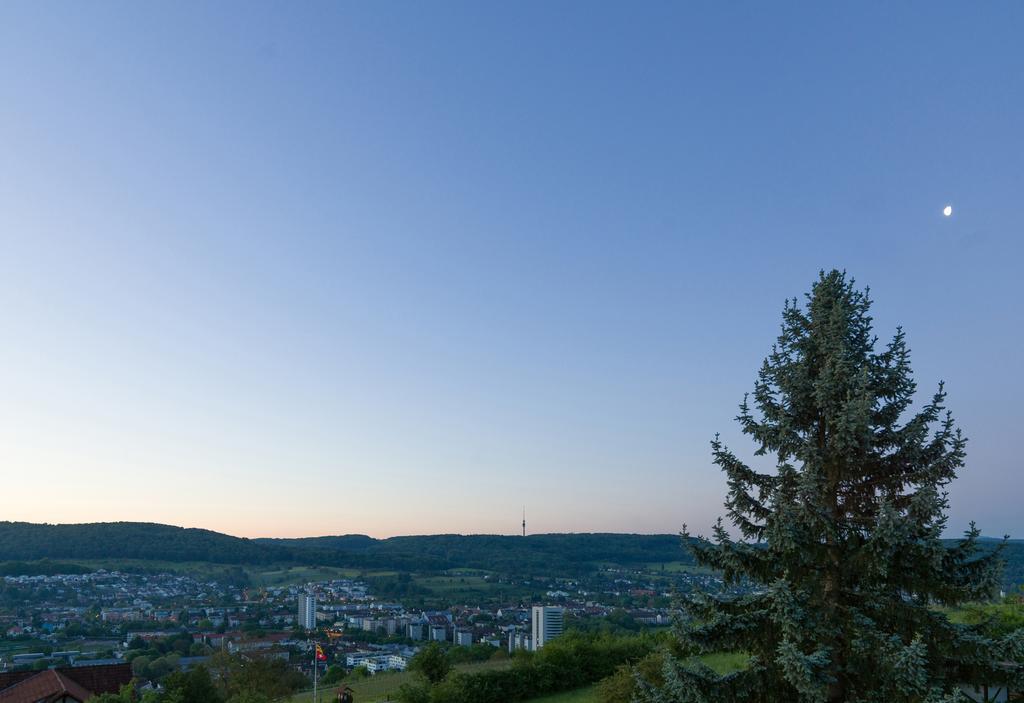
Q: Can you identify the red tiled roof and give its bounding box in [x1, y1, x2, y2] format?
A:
[57, 664, 132, 696]
[0, 670, 93, 703]
[0, 664, 132, 701]
[0, 675, 33, 693]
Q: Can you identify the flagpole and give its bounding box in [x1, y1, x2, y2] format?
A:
[312, 640, 318, 703]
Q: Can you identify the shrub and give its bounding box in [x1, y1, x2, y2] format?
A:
[425, 632, 655, 703]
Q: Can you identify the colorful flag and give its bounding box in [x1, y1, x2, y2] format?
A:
[316, 643, 327, 662]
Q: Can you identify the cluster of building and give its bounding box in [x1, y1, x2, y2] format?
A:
[1, 563, 691, 684]
[343, 649, 415, 673]
[297, 591, 565, 667]
[1, 570, 247, 639]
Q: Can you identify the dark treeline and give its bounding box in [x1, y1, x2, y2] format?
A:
[1, 521, 1020, 588]
[0, 522, 698, 572]
[263, 533, 700, 574]
[0, 522, 293, 565]
[0, 559, 92, 576]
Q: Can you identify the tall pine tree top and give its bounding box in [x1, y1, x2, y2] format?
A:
[642, 271, 1021, 703]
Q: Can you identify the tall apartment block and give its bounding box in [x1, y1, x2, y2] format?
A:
[298, 593, 316, 630]
[531, 605, 564, 650]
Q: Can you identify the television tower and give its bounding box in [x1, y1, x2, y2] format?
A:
[522, 506, 526, 537]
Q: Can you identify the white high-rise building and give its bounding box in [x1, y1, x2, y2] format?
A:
[298, 593, 316, 630]
[531, 606, 564, 650]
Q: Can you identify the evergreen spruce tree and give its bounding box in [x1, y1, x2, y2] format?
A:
[641, 271, 1022, 703]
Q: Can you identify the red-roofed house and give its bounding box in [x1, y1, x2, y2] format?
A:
[0, 670, 94, 703]
[0, 664, 133, 703]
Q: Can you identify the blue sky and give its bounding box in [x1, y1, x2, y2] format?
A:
[1, 2, 1021, 538]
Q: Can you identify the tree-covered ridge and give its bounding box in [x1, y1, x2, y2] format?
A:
[0, 521, 293, 564]
[640, 271, 1023, 703]
[0, 522, 697, 572]
[1, 521, 1020, 587]
[263, 532, 701, 572]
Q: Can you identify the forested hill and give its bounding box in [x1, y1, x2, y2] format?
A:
[0, 522, 292, 564]
[258, 532, 697, 572]
[0, 522, 696, 572]
[1, 522, 1020, 587]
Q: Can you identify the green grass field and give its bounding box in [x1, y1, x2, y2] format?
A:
[290, 659, 513, 703]
[47, 559, 380, 587]
[416, 575, 495, 595]
[412, 574, 532, 604]
[54, 558, 252, 578]
[0, 639, 49, 656]
[443, 568, 493, 576]
[291, 654, 734, 703]
[250, 566, 365, 586]
[57, 560, 517, 593]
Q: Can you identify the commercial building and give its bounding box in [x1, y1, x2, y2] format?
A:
[531, 606, 564, 650]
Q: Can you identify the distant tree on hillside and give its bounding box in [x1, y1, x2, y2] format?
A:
[207, 651, 308, 701]
[92, 683, 161, 703]
[409, 642, 451, 684]
[640, 271, 1022, 703]
[162, 666, 223, 703]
